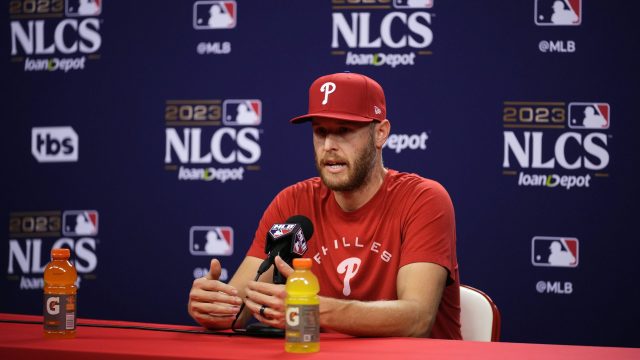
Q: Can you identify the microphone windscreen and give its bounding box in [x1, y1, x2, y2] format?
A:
[285, 215, 314, 241]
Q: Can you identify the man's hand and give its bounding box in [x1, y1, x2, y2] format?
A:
[188, 259, 244, 329]
[244, 256, 293, 328]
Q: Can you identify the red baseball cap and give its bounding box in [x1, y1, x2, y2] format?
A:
[290, 72, 386, 124]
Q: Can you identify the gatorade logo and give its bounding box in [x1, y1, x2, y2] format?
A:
[47, 297, 60, 315]
[286, 307, 300, 327]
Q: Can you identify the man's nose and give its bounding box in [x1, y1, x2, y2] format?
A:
[322, 133, 339, 151]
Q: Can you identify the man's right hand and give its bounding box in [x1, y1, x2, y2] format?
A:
[188, 259, 244, 329]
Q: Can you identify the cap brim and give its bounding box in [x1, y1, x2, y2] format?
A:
[290, 112, 376, 124]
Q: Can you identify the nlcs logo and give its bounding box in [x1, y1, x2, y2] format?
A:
[531, 236, 579, 268]
[535, 0, 581, 26]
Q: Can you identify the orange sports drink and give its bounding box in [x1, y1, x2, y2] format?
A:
[43, 248, 77, 339]
[285, 258, 320, 353]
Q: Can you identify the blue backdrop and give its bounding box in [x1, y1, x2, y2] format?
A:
[2, 0, 639, 347]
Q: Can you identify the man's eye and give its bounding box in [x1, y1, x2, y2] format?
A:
[338, 127, 350, 134]
[314, 128, 327, 136]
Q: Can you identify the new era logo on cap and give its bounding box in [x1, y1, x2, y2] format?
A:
[291, 72, 386, 124]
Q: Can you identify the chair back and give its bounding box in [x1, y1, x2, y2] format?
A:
[459, 285, 501, 341]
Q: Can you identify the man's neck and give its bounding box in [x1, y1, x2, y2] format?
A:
[333, 165, 388, 212]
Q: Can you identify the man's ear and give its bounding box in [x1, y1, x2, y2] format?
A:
[375, 119, 391, 148]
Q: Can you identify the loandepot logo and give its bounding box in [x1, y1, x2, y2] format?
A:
[502, 101, 611, 190]
[383, 131, 429, 154]
[164, 99, 263, 183]
[331, 0, 434, 68]
[9, 0, 103, 72]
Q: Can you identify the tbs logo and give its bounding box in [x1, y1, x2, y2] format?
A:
[535, 0, 581, 26]
[66, 0, 103, 17]
[31, 127, 79, 163]
[190, 226, 234, 256]
[531, 236, 579, 268]
[63, 210, 99, 236]
[568, 103, 610, 129]
[222, 100, 262, 126]
[193, 1, 237, 30]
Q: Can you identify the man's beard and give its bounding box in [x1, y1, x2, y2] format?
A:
[315, 132, 377, 192]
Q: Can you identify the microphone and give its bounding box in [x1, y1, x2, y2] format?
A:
[233, 215, 313, 337]
[256, 215, 314, 284]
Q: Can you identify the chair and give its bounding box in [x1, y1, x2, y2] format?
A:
[459, 285, 501, 341]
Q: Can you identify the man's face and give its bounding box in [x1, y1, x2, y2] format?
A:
[312, 118, 377, 192]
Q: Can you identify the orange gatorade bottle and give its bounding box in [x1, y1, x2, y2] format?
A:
[43, 248, 77, 339]
[285, 258, 320, 353]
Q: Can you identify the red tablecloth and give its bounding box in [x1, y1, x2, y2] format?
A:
[1, 313, 637, 360]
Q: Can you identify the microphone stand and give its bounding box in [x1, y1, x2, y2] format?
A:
[244, 261, 287, 337]
[231, 255, 286, 338]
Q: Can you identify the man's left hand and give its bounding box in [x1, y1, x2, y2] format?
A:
[244, 256, 294, 328]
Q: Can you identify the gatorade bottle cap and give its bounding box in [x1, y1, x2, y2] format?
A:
[51, 248, 71, 259]
[293, 258, 312, 269]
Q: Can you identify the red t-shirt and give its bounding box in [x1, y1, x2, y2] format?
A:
[246, 169, 461, 339]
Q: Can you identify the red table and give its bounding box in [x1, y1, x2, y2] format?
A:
[1, 313, 638, 360]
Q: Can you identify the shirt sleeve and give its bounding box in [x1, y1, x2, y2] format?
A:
[399, 179, 458, 284]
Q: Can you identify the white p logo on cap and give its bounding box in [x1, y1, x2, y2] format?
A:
[320, 82, 336, 105]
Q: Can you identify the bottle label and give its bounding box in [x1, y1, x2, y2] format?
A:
[43, 294, 76, 331]
[285, 304, 319, 343]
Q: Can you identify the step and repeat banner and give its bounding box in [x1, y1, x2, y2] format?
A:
[2, 0, 638, 347]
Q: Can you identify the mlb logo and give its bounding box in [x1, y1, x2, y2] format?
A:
[568, 102, 610, 129]
[292, 229, 308, 256]
[62, 210, 99, 236]
[190, 226, 234, 256]
[223, 99, 262, 126]
[531, 236, 579, 268]
[269, 224, 297, 240]
[193, 1, 237, 30]
[393, 0, 434, 9]
[66, 0, 102, 17]
[535, 0, 581, 26]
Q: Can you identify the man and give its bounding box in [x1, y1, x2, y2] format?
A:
[188, 72, 461, 338]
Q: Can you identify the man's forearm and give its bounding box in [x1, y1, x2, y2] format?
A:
[319, 296, 435, 337]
